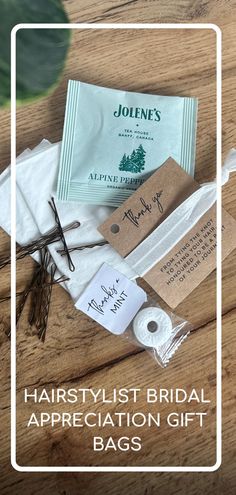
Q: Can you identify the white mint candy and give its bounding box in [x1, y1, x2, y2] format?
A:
[133, 307, 172, 348]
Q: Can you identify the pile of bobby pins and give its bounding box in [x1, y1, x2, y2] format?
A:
[0, 197, 107, 341]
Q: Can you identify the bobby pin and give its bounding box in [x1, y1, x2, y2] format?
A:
[57, 240, 108, 256]
[0, 274, 69, 304]
[48, 197, 75, 272]
[5, 262, 41, 338]
[0, 220, 80, 270]
[28, 249, 52, 331]
[37, 262, 56, 342]
[32, 259, 56, 342]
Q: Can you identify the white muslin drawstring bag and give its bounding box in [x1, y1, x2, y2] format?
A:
[0, 140, 137, 301]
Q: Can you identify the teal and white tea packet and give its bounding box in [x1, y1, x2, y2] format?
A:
[57, 80, 198, 207]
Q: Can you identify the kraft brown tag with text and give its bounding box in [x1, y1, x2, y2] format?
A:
[144, 205, 236, 307]
[98, 158, 200, 257]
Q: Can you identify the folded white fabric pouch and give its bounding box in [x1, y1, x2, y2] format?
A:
[0, 140, 137, 302]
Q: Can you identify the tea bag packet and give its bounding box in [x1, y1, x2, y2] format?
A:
[57, 80, 198, 207]
[99, 153, 236, 308]
[76, 263, 192, 367]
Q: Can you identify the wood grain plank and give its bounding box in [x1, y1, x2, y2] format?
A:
[14, 315, 216, 468]
[64, 0, 236, 24]
[0, 1, 236, 493]
[0, 308, 235, 493]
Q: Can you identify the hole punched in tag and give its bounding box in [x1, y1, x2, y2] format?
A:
[110, 224, 120, 234]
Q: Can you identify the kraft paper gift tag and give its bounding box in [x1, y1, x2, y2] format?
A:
[98, 157, 200, 257]
[99, 157, 236, 308]
[142, 206, 236, 307]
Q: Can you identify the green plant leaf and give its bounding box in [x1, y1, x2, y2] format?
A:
[0, 0, 70, 107]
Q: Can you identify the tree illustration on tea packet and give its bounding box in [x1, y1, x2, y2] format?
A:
[119, 144, 146, 173]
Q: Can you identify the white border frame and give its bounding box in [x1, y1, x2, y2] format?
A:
[11, 23, 222, 472]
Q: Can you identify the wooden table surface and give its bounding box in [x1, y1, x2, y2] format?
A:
[0, 1, 236, 494]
